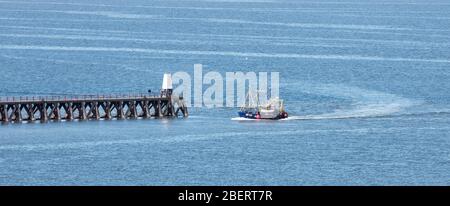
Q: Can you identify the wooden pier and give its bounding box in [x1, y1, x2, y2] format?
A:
[0, 93, 188, 123]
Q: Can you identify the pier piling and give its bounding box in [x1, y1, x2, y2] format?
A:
[0, 93, 188, 123]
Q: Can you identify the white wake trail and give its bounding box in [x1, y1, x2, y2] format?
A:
[283, 83, 417, 121]
[283, 102, 411, 121]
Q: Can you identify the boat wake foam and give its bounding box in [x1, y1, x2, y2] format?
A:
[286, 83, 417, 121]
[283, 102, 409, 121]
[233, 83, 418, 121]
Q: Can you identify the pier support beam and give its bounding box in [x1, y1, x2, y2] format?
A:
[1, 104, 7, 122]
[93, 102, 99, 120]
[13, 104, 21, 122]
[169, 101, 175, 116]
[156, 100, 162, 117]
[79, 102, 86, 120]
[54, 103, 61, 121]
[27, 103, 34, 121]
[66, 103, 73, 120]
[105, 102, 111, 120]
[143, 101, 149, 118]
[117, 101, 124, 119]
[40, 103, 47, 122]
[130, 101, 137, 118]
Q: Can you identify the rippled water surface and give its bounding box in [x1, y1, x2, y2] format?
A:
[1, 0, 450, 185]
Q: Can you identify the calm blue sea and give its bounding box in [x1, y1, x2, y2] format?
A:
[1, 0, 450, 185]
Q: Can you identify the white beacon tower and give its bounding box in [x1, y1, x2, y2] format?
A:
[161, 73, 173, 97]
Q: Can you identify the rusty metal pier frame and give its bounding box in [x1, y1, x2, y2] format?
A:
[0, 93, 188, 123]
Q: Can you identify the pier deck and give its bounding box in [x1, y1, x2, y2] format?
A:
[0, 94, 188, 123]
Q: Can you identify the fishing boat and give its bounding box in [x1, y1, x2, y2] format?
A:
[238, 91, 288, 120]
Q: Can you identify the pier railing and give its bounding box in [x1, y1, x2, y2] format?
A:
[0, 93, 169, 103]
